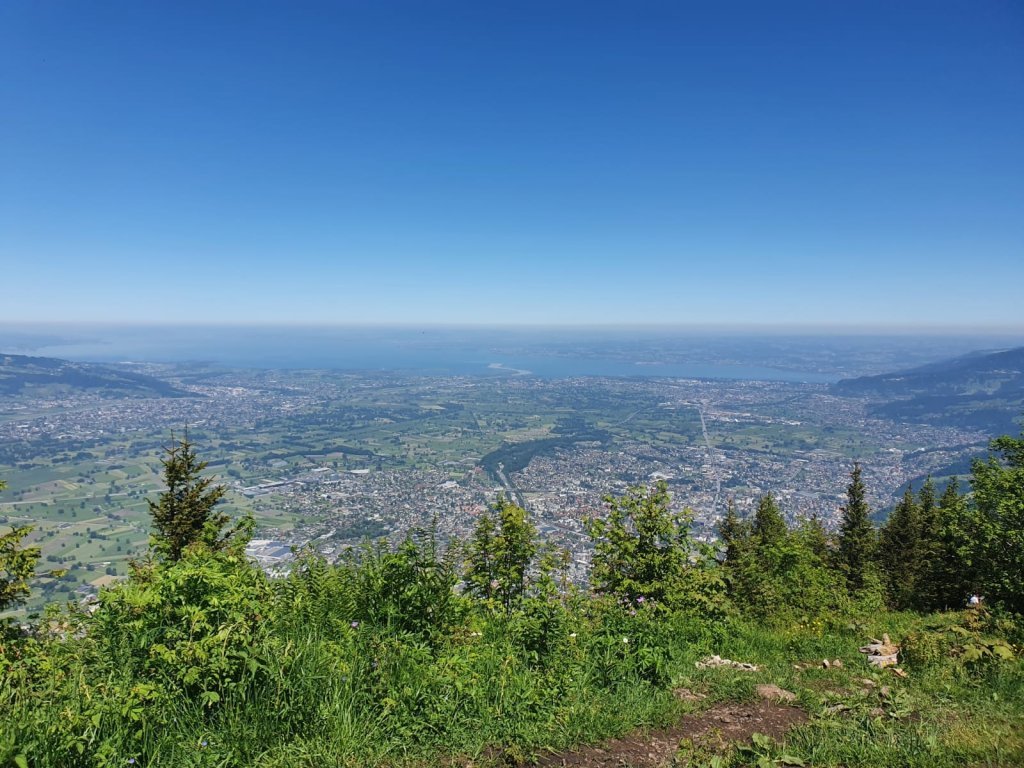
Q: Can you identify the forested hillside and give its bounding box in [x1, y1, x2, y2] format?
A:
[832, 347, 1024, 434]
[2, 431, 1023, 767]
[0, 354, 194, 398]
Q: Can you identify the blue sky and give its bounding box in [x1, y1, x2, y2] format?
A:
[1, 1, 1022, 327]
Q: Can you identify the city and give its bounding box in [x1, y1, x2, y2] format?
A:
[0, 363, 990, 606]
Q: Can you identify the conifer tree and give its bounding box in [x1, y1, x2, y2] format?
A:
[836, 462, 876, 593]
[148, 433, 233, 562]
[918, 477, 937, 533]
[878, 486, 921, 609]
[967, 432, 1024, 612]
[466, 495, 536, 614]
[586, 482, 715, 610]
[717, 497, 751, 602]
[752, 493, 787, 549]
[924, 477, 970, 610]
[493, 496, 537, 614]
[717, 497, 749, 566]
[912, 477, 941, 610]
[799, 514, 831, 560]
[465, 508, 498, 600]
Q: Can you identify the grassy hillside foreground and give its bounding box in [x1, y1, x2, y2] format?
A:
[1, 542, 1022, 768]
[3, 431, 1024, 767]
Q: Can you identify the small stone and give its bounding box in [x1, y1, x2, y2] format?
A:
[822, 659, 831, 669]
[833, 659, 843, 669]
[756, 684, 797, 703]
[868, 652, 899, 668]
[673, 687, 707, 702]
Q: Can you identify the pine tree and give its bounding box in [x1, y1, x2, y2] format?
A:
[968, 432, 1024, 612]
[912, 477, 942, 610]
[493, 496, 537, 614]
[465, 495, 536, 614]
[836, 462, 876, 593]
[799, 514, 831, 561]
[586, 482, 709, 609]
[148, 433, 233, 562]
[878, 486, 920, 609]
[752, 493, 787, 550]
[465, 508, 498, 601]
[924, 477, 970, 610]
[717, 497, 749, 566]
[717, 497, 751, 602]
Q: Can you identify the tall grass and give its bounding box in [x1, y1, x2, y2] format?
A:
[2, 546, 1021, 767]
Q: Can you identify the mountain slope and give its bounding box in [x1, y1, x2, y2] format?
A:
[831, 346, 1024, 434]
[0, 353, 195, 398]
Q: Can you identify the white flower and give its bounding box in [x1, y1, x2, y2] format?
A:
[569, 632, 577, 638]
[622, 637, 629, 643]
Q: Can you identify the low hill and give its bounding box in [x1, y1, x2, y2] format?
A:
[0, 353, 195, 398]
[831, 346, 1024, 434]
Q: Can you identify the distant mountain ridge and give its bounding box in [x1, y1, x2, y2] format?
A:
[0, 353, 194, 398]
[831, 346, 1024, 434]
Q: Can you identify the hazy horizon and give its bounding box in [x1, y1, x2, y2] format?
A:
[4, 320, 1024, 336]
[4, 321, 1022, 383]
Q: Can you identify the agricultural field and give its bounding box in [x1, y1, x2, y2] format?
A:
[1, 364, 994, 613]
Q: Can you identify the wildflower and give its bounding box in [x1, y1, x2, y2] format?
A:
[636, 596, 646, 604]
[201, 740, 208, 747]
[622, 637, 629, 644]
[128, 760, 136, 766]
[569, 632, 577, 638]
[350, 621, 359, 629]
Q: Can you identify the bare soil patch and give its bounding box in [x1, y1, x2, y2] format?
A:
[533, 700, 808, 767]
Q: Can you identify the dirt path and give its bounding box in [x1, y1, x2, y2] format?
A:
[533, 700, 808, 768]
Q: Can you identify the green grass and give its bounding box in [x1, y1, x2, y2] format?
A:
[3, 573, 1021, 768]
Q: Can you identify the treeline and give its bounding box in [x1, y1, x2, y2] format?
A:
[1, 431, 1022, 766]
[719, 432, 1024, 617]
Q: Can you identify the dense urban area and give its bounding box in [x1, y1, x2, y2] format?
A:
[0, 362, 989, 608]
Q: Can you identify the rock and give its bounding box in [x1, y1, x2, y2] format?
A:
[822, 659, 831, 669]
[832, 659, 843, 669]
[756, 684, 797, 703]
[868, 652, 899, 668]
[696, 655, 760, 671]
[860, 635, 898, 655]
[859, 634, 899, 667]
